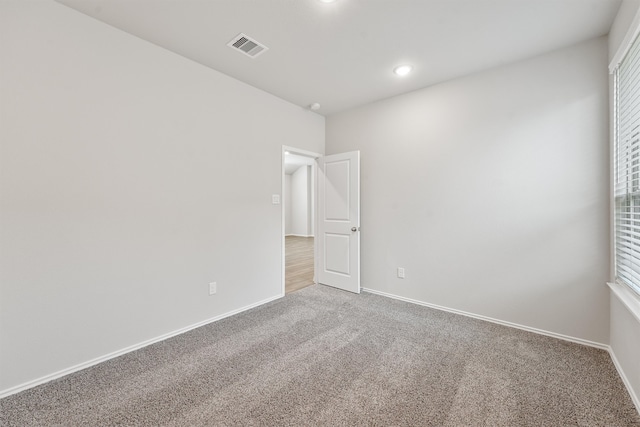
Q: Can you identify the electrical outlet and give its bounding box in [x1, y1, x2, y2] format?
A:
[209, 282, 217, 295]
[397, 268, 405, 279]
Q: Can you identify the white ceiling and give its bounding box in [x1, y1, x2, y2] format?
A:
[57, 0, 622, 116]
[285, 153, 316, 175]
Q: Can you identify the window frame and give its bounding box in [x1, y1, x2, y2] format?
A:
[612, 11, 640, 297]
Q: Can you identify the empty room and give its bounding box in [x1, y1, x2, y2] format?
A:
[2, 0, 640, 425]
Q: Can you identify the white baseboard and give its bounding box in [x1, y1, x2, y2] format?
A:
[285, 234, 314, 238]
[361, 287, 608, 350]
[0, 294, 282, 399]
[608, 346, 640, 415]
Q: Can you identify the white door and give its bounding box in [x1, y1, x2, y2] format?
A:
[317, 151, 360, 293]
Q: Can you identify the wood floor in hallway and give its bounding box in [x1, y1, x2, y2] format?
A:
[285, 236, 314, 294]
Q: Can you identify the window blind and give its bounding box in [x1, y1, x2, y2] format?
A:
[615, 29, 640, 295]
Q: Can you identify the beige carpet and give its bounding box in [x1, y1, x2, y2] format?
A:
[1, 284, 639, 426]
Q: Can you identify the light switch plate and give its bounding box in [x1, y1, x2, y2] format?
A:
[272, 194, 280, 204]
[397, 268, 405, 279]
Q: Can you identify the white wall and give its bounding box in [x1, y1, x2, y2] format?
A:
[285, 174, 293, 235]
[290, 166, 312, 237]
[327, 37, 610, 345]
[610, 288, 640, 410]
[0, 0, 324, 394]
[608, 0, 640, 411]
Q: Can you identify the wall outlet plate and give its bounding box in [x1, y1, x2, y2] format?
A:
[397, 268, 405, 279]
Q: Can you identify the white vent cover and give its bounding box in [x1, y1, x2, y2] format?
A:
[227, 33, 268, 58]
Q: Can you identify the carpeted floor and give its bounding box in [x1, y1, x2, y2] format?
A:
[1, 284, 639, 426]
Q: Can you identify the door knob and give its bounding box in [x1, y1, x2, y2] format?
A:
[351, 227, 358, 232]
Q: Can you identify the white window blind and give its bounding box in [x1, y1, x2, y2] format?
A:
[615, 29, 640, 296]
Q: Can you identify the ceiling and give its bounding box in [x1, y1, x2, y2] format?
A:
[57, 0, 622, 116]
[285, 153, 316, 175]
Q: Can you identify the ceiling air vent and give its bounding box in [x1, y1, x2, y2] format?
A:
[227, 33, 269, 58]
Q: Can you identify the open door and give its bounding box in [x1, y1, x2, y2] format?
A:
[317, 151, 360, 293]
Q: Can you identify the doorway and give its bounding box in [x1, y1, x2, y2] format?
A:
[283, 147, 319, 294]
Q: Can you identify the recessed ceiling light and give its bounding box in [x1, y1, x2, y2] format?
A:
[309, 103, 321, 111]
[393, 65, 413, 77]
[319, 0, 337, 3]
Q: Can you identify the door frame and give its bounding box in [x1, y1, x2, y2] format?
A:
[281, 145, 322, 296]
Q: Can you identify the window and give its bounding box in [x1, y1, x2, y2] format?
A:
[614, 29, 640, 295]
